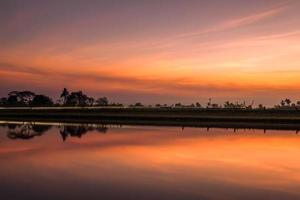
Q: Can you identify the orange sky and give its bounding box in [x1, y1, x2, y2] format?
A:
[1, 0, 300, 105]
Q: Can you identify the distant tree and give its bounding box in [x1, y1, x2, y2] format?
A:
[297, 101, 300, 106]
[31, 95, 53, 106]
[207, 98, 212, 108]
[155, 104, 161, 107]
[224, 101, 237, 108]
[96, 97, 109, 106]
[60, 88, 69, 105]
[65, 92, 78, 106]
[280, 100, 286, 107]
[134, 102, 143, 107]
[246, 100, 254, 110]
[224, 101, 231, 108]
[224, 101, 247, 109]
[189, 103, 195, 107]
[285, 98, 292, 106]
[245, 105, 253, 110]
[7, 95, 19, 105]
[111, 102, 123, 107]
[175, 103, 182, 107]
[87, 97, 94, 106]
[78, 91, 89, 106]
[258, 104, 265, 110]
[7, 91, 36, 105]
[211, 103, 219, 108]
[195, 102, 201, 108]
[67, 92, 76, 106]
[65, 91, 91, 106]
[0, 97, 7, 105]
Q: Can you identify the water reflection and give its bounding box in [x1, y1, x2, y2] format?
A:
[0, 122, 109, 141]
[1, 121, 300, 142]
[59, 124, 108, 141]
[0, 121, 300, 200]
[6, 124, 51, 140]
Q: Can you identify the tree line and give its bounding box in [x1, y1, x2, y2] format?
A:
[0, 88, 299, 109]
[0, 88, 115, 107]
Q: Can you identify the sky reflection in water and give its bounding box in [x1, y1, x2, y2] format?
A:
[0, 122, 300, 200]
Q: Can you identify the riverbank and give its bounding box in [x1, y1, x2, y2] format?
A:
[1, 107, 300, 130]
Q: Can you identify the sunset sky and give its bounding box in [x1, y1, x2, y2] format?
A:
[1, 0, 300, 105]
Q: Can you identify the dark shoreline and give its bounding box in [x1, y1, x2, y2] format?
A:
[1, 107, 300, 130]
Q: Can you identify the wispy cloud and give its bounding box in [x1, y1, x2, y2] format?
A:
[0, 62, 46, 75]
[2, 62, 300, 97]
[255, 30, 300, 40]
[179, 5, 287, 38]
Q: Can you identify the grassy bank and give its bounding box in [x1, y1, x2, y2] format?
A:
[1, 107, 300, 130]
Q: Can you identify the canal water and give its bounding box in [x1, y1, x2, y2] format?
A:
[0, 121, 299, 200]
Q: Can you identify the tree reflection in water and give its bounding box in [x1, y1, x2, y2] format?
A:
[7, 123, 51, 140]
[59, 124, 108, 141]
[0, 123, 108, 141]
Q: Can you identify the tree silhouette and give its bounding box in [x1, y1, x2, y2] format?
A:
[195, 102, 201, 108]
[7, 95, 19, 105]
[258, 104, 265, 110]
[7, 91, 36, 105]
[285, 98, 292, 106]
[96, 97, 109, 106]
[280, 100, 286, 107]
[87, 97, 94, 106]
[0, 97, 7, 105]
[175, 103, 182, 107]
[65, 91, 92, 106]
[134, 102, 143, 107]
[60, 88, 69, 105]
[31, 95, 54, 106]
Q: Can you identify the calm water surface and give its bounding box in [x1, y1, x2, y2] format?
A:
[0, 121, 300, 200]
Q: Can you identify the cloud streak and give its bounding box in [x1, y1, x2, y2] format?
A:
[2, 62, 300, 97]
[179, 5, 287, 38]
